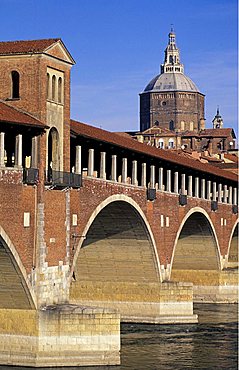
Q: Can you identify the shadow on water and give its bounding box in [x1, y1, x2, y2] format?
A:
[0, 304, 238, 370]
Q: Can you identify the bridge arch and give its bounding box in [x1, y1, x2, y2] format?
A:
[69, 195, 161, 301]
[227, 220, 238, 268]
[0, 225, 36, 309]
[170, 207, 221, 282]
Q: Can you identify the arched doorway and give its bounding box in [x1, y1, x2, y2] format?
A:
[48, 127, 60, 179]
[171, 211, 220, 290]
[70, 200, 160, 305]
[0, 235, 34, 309]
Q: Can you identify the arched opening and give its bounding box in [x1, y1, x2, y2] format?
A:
[47, 73, 50, 99]
[58, 77, 62, 103]
[52, 75, 56, 101]
[171, 212, 220, 285]
[11, 71, 20, 99]
[70, 200, 160, 303]
[158, 139, 164, 149]
[168, 138, 174, 149]
[228, 224, 238, 268]
[47, 127, 60, 179]
[0, 235, 34, 308]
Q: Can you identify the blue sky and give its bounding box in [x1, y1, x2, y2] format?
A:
[0, 0, 238, 135]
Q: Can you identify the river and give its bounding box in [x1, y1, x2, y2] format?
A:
[0, 304, 237, 370]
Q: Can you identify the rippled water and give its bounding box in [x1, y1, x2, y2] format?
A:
[0, 304, 237, 370]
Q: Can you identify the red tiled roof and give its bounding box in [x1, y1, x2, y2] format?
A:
[224, 153, 238, 163]
[182, 128, 235, 138]
[0, 101, 47, 128]
[70, 119, 237, 182]
[0, 38, 60, 55]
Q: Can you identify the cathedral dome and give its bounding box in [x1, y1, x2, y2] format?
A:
[144, 72, 199, 93]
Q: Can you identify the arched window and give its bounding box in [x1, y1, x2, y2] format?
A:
[58, 77, 62, 103]
[11, 71, 20, 99]
[189, 122, 194, 131]
[158, 139, 164, 149]
[181, 121, 185, 131]
[47, 73, 50, 100]
[52, 75, 56, 101]
[168, 139, 174, 149]
[169, 121, 174, 130]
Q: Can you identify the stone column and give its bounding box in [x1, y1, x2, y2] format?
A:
[188, 176, 193, 197]
[218, 184, 222, 203]
[31, 136, 38, 169]
[166, 170, 171, 192]
[158, 167, 163, 191]
[132, 160, 138, 186]
[150, 165, 155, 189]
[0, 132, 5, 167]
[141, 163, 146, 187]
[88, 149, 94, 177]
[15, 134, 22, 168]
[233, 188, 237, 205]
[195, 177, 199, 198]
[100, 152, 106, 180]
[75, 145, 81, 174]
[212, 182, 217, 201]
[122, 158, 127, 183]
[228, 186, 233, 204]
[223, 185, 228, 203]
[207, 181, 211, 200]
[181, 174, 186, 195]
[174, 172, 178, 193]
[111, 155, 117, 182]
[201, 179, 205, 199]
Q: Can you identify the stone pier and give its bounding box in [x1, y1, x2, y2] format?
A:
[0, 304, 120, 367]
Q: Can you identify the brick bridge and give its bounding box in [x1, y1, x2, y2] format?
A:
[0, 120, 238, 318]
[0, 37, 238, 366]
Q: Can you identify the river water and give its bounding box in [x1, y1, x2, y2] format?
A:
[0, 304, 237, 370]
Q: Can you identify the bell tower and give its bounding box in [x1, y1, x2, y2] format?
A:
[212, 107, 224, 129]
[0, 38, 75, 173]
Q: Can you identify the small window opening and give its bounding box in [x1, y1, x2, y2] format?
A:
[58, 77, 62, 103]
[11, 71, 20, 99]
[52, 75, 56, 101]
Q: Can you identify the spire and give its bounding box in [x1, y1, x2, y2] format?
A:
[212, 106, 223, 129]
[160, 28, 184, 74]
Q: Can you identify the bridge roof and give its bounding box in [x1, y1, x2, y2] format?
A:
[0, 101, 47, 129]
[70, 119, 237, 183]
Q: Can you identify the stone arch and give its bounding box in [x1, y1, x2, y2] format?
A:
[170, 207, 221, 283]
[69, 195, 161, 302]
[0, 225, 36, 308]
[227, 221, 238, 268]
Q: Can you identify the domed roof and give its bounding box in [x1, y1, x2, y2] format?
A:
[144, 72, 199, 93]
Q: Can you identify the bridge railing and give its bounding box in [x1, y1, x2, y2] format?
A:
[45, 170, 82, 189]
[75, 146, 238, 212]
[23, 168, 39, 185]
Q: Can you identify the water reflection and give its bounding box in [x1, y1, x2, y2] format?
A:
[0, 304, 237, 370]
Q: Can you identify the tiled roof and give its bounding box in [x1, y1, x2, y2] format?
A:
[182, 128, 235, 138]
[0, 38, 60, 55]
[70, 119, 237, 182]
[0, 101, 47, 128]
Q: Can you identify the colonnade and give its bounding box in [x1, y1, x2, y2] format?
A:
[0, 132, 38, 168]
[75, 146, 238, 206]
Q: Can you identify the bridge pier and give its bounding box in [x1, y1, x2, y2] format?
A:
[0, 305, 120, 367]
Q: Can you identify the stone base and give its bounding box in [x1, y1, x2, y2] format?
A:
[171, 268, 239, 303]
[0, 305, 120, 367]
[70, 281, 198, 324]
